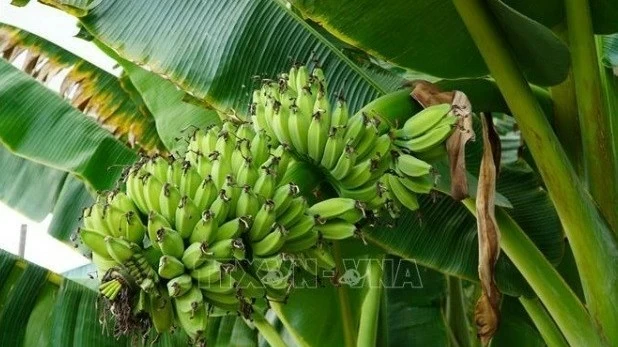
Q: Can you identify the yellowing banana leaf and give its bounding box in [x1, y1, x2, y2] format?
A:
[0, 23, 165, 154]
[290, 0, 569, 86]
[0, 58, 137, 191]
[44, 0, 403, 116]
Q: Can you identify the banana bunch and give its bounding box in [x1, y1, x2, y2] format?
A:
[392, 103, 458, 160]
[78, 120, 363, 344]
[250, 65, 395, 210]
[77, 65, 461, 344]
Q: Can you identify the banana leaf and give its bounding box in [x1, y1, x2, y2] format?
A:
[0, 249, 258, 346]
[0, 58, 136, 191]
[0, 23, 164, 154]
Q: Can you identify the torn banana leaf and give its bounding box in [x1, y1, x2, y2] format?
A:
[0, 23, 164, 154]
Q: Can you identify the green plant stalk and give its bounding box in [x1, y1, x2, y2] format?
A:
[565, 0, 618, 232]
[251, 310, 287, 347]
[548, 25, 584, 177]
[332, 241, 357, 347]
[452, 1, 618, 343]
[357, 257, 384, 347]
[269, 303, 311, 347]
[519, 297, 569, 347]
[446, 277, 473, 347]
[595, 36, 618, 181]
[548, 71, 584, 176]
[462, 199, 604, 346]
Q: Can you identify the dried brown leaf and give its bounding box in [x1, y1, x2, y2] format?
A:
[409, 81, 475, 200]
[475, 112, 502, 345]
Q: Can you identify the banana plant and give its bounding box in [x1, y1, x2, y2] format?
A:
[0, 0, 617, 346]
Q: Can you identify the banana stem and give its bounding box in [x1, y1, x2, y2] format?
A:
[333, 241, 358, 347]
[565, 0, 618, 232]
[548, 25, 584, 177]
[462, 199, 604, 346]
[519, 297, 569, 347]
[357, 256, 384, 347]
[446, 277, 473, 347]
[452, 1, 618, 343]
[252, 310, 286, 347]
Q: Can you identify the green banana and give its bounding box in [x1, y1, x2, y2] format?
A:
[315, 221, 357, 240]
[191, 261, 228, 285]
[396, 153, 432, 177]
[158, 255, 185, 279]
[399, 175, 435, 194]
[180, 162, 203, 199]
[304, 246, 336, 270]
[282, 229, 319, 252]
[340, 159, 373, 189]
[156, 227, 185, 259]
[104, 236, 135, 263]
[236, 185, 260, 218]
[107, 191, 137, 214]
[159, 183, 182, 224]
[210, 190, 231, 225]
[394, 122, 455, 153]
[308, 197, 365, 222]
[251, 225, 287, 257]
[387, 174, 420, 211]
[286, 214, 315, 241]
[331, 145, 357, 181]
[321, 126, 345, 170]
[214, 216, 251, 241]
[253, 170, 276, 198]
[248, 200, 276, 241]
[175, 196, 200, 239]
[307, 110, 329, 164]
[190, 210, 218, 243]
[167, 274, 193, 297]
[272, 183, 300, 216]
[149, 291, 174, 333]
[394, 103, 452, 139]
[278, 197, 307, 228]
[193, 175, 217, 211]
[331, 98, 349, 127]
[79, 228, 112, 259]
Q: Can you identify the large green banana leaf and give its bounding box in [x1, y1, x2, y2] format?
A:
[119, 61, 221, 152]
[271, 243, 451, 347]
[0, 58, 136, 191]
[0, 144, 67, 221]
[0, 23, 164, 154]
[290, 0, 569, 85]
[1, 141, 94, 241]
[42, 0, 403, 115]
[0, 250, 259, 346]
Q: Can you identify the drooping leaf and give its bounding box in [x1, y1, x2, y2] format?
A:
[0, 23, 164, 154]
[0, 58, 137, 190]
[47, 175, 95, 241]
[0, 144, 66, 221]
[46, 0, 403, 116]
[290, 0, 570, 86]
